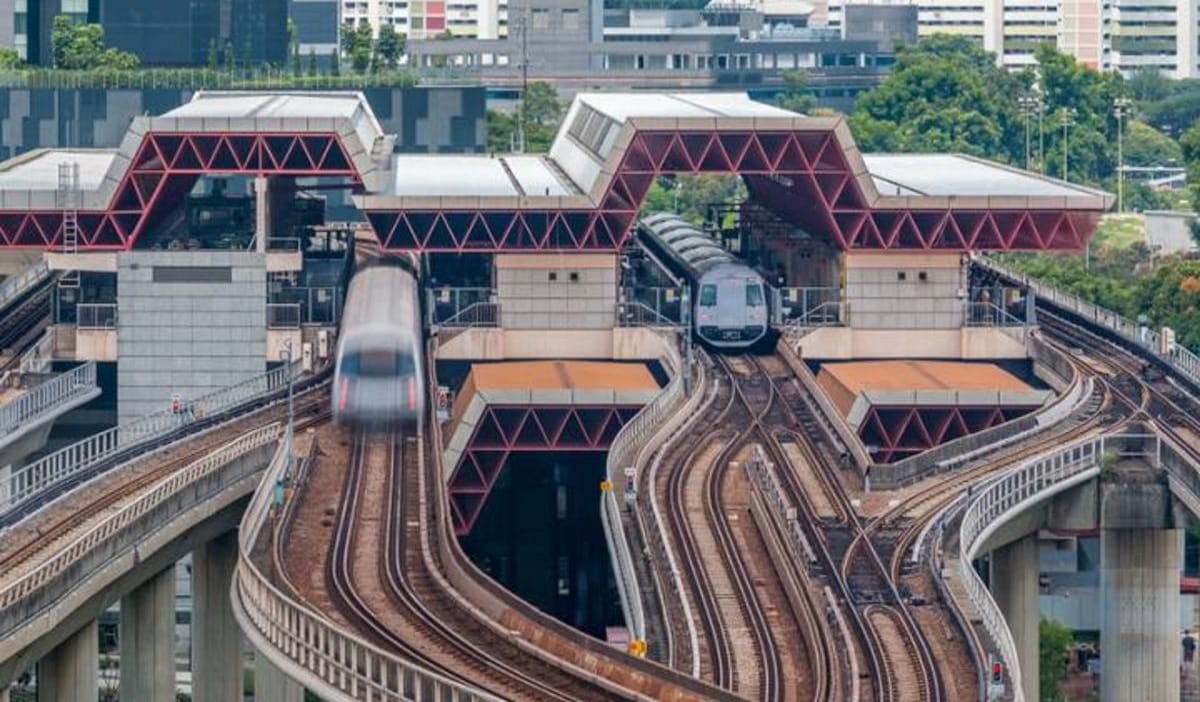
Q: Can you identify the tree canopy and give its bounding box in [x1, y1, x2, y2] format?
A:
[848, 36, 1026, 164]
[51, 15, 139, 70]
[486, 81, 564, 153]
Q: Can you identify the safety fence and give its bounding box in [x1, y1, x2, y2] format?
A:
[957, 431, 1157, 702]
[233, 438, 501, 701]
[0, 261, 51, 315]
[976, 257, 1200, 389]
[1, 362, 300, 521]
[0, 362, 97, 439]
[772, 286, 841, 326]
[601, 334, 690, 642]
[76, 303, 117, 330]
[0, 425, 279, 637]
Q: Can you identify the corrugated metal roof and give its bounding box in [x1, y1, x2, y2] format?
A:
[470, 360, 659, 391]
[863, 154, 1106, 199]
[818, 360, 1034, 394]
[0, 149, 117, 190]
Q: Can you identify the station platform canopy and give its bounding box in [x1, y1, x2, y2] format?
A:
[0, 89, 1110, 253]
[815, 359, 1052, 463]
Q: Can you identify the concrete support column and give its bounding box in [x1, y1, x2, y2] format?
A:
[1101, 528, 1181, 702]
[0, 682, 9, 702]
[119, 566, 176, 702]
[254, 653, 303, 702]
[36, 620, 97, 702]
[192, 531, 241, 702]
[254, 175, 270, 254]
[990, 532, 1039, 702]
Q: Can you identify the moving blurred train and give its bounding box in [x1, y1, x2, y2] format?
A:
[332, 256, 426, 430]
[637, 212, 771, 351]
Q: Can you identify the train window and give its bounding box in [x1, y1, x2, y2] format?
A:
[699, 284, 717, 306]
[344, 350, 415, 377]
[745, 284, 765, 307]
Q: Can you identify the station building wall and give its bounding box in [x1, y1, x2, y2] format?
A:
[843, 252, 965, 330]
[116, 251, 267, 423]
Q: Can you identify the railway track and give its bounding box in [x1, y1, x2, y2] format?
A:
[327, 429, 616, 701]
[0, 384, 330, 585]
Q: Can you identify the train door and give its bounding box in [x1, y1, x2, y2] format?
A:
[716, 276, 743, 337]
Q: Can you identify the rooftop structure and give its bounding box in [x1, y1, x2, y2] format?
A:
[0, 89, 1110, 252]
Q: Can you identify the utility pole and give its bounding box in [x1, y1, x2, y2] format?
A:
[1037, 91, 1045, 173]
[514, 3, 531, 154]
[1114, 97, 1132, 214]
[1059, 107, 1076, 182]
[1018, 95, 1040, 170]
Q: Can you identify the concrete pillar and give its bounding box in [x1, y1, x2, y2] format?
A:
[990, 532, 1039, 702]
[254, 176, 269, 254]
[192, 531, 241, 702]
[119, 566, 176, 702]
[36, 620, 97, 702]
[1101, 528, 1181, 702]
[254, 653, 303, 702]
[0, 682, 9, 702]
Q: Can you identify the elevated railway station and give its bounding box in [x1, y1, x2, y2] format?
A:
[8, 87, 1200, 702]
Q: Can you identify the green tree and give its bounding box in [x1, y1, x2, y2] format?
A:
[849, 35, 1026, 164]
[306, 48, 318, 77]
[224, 40, 235, 73]
[376, 24, 405, 69]
[1179, 121, 1200, 215]
[1143, 79, 1200, 136]
[1033, 43, 1125, 183]
[1128, 66, 1171, 104]
[641, 175, 746, 224]
[289, 19, 302, 76]
[775, 70, 817, 114]
[523, 81, 563, 127]
[1120, 120, 1181, 168]
[51, 15, 140, 70]
[206, 39, 219, 72]
[329, 48, 340, 76]
[0, 47, 22, 70]
[1039, 618, 1073, 702]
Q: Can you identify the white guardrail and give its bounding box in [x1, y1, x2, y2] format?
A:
[0, 362, 97, 439]
[1, 362, 300, 521]
[0, 261, 50, 313]
[601, 336, 690, 643]
[977, 257, 1200, 387]
[0, 424, 280, 615]
[958, 433, 1123, 702]
[233, 439, 501, 702]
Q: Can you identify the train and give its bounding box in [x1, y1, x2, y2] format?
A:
[637, 212, 771, 350]
[332, 256, 426, 431]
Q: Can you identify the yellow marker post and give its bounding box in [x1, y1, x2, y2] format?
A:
[600, 479, 613, 492]
[628, 639, 647, 657]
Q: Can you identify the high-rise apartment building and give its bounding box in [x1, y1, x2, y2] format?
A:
[826, 0, 1199, 77]
[341, 0, 502, 40]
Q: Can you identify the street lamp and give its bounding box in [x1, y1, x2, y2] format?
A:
[1113, 97, 1133, 214]
[1018, 95, 1041, 171]
[280, 339, 296, 480]
[1058, 107, 1077, 182]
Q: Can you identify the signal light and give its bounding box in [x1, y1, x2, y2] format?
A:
[991, 662, 1003, 684]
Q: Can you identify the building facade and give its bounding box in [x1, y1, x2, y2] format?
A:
[290, 0, 341, 60]
[340, 0, 503, 40]
[825, 0, 1200, 77]
[101, 0, 288, 67]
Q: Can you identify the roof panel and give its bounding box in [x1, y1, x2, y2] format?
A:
[163, 92, 364, 120]
[390, 155, 517, 196]
[862, 154, 1104, 198]
[575, 91, 795, 123]
[818, 360, 1035, 394]
[0, 150, 117, 190]
[470, 360, 659, 391]
[504, 156, 576, 196]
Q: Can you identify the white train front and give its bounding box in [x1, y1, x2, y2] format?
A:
[637, 212, 770, 350]
[332, 259, 425, 431]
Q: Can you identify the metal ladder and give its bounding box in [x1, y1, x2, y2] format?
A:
[56, 161, 81, 289]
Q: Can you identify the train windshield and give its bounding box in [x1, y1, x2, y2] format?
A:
[342, 349, 416, 378]
[745, 284, 765, 307]
[699, 284, 717, 306]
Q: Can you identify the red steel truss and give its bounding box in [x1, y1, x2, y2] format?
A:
[859, 404, 1038, 464]
[448, 404, 640, 535]
[367, 129, 1102, 253]
[0, 132, 357, 248]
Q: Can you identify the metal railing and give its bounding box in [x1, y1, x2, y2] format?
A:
[1, 362, 300, 521]
[957, 431, 1157, 702]
[976, 256, 1200, 388]
[772, 286, 841, 325]
[429, 287, 496, 327]
[601, 334, 690, 642]
[17, 329, 54, 375]
[616, 301, 683, 328]
[0, 362, 97, 439]
[269, 287, 344, 326]
[621, 287, 685, 326]
[0, 425, 279, 624]
[267, 303, 302, 330]
[76, 303, 117, 330]
[0, 261, 51, 314]
[233, 440, 501, 701]
[963, 301, 1025, 328]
